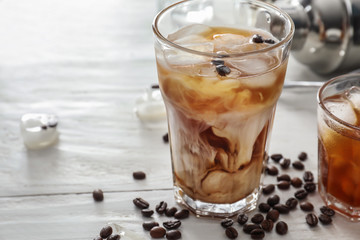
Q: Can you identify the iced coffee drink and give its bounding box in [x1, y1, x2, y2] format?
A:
[318, 74, 360, 221]
[153, 0, 294, 216]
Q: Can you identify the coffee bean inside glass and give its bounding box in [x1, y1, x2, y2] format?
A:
[153, 0, 294, 217]
[318, 73, 360, 221]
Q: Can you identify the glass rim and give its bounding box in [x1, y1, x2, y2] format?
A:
[317, 73, 360, 132]
[152, 0, 295, 58]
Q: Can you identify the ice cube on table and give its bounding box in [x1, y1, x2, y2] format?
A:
[325, 98, 357, 125]
[20, 113, 59, 149]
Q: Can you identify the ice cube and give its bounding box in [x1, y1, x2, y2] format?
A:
[20, 113, 59, 149]
[325, 98, 357, 125]
[345, 86, 360, 111]
[107, 222, 145, 240]
[168, 24, 213, 43]
[213, 33, 249, 53]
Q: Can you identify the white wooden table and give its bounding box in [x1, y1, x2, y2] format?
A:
[0, 0, 359, 239]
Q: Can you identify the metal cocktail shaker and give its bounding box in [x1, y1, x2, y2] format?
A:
[267, 0, 360, 74]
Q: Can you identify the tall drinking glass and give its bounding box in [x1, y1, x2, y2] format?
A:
[153, 0, 294, 217]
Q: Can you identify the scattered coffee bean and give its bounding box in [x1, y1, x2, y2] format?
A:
[285, 197, 298, 210]
[133, 171, 146, 180]
[92, 189, 104, 202]
[264, 38, 276, 44]
[237, 213, 249, 225]
[99, 226, 113, 239]
[142, 221, 159, 231]
[174, 209, 189, 219]
[292, 160, 304, 170]
[277, 181, 291, 190]
[320, 206, 335, 216]
[270, 153, 283, 162]
[280, 158, 291, 169]
[155, 201, 167, 214]
[319, 214, 332, 225]
[298, 151, 308, 161]
[303, 171, 314, 182]
[133, 197, 149, 209]
[166, 230, 182, 240]
[262, 184, 275, 194]
[306, 213, 318, 227]
[277, 174, 291, 182]
[258, 203, 271, 213]
[150, 226, 166, 238]
[225, 227, 238, 239]
[163, 220, 181, 230]
[266, 209, 279, 222]
[252, 34, 264, 43]
[251, 214, 264, 224]
[151, 84, 160, 89]
[304, 182, 316, 193]
[250, 228, 265, 239]
[211, 59, 225, 66]
[260, 219, 274, 232]
[221, 218, 234, 228]
[163, 133, 169, 143]
[300, 202, 314, 211]
[107, 234, 120, 240]
[216, 65, 231, 76]
[273, 204, 290, 214]
[291, 177, 303, 188]
[294, 189, 308, 200]
[266, 166, 279, 176]
[243, 223, 261, 234]
[267, 195, 280, 206]
[141, 209, 154, 217]
[165, 207, 178, 217]
[275, 221, 288, 235]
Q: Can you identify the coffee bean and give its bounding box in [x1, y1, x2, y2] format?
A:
[262, 184, 275, 194]
[225, 227, 238, 239]
[260, 219, 274, 232]
[92, 189, 104, 202]
[294, 189, 308, 200]
[142, 221, 159, 231]
[243, 223, 261, 234]
[292, 160, 304, 170]
[266, 166, 278, 176]
[303, 171, 314, 182]
[250, 228, 265, 239]
[100, 226, 113, 239]
[155, 201, 167, 214]
[252, 34, 264, 43]
[298, 151, 308, 161]
[304, 182, 316, 193]
[237, 213, 249, 225]
[275, 221, 288, 235]
[221, 218, 234, 228]
[216, 65, 231, 76]
[277, 174, 291, 182]
[306, 213, 318, 227]
[285, 197, 298, 210]
[107, 234, 120, 240]
[163, 133, 169, 143]
[150, 226, 166, 238]
[133, 171, 146, 180]
[300, 202, 314, 211]
[163, 220, 181, 230]
[266, 209, 279, 222]
[251, 214, 264, 224]
[280, 158, 291, 169]
[320, 206, 335, 216]
[264, 39, 276, 44]
[258, 203, 271, 213]
[165, 207, 178, 217]
[151, 84, 159, 89]
[319, 214, 332, 225]
[166, 230, 182, 240]
[273, 204, 290, 214]
[211, 59, 225, 66]
[141, 209, 154, 217]
[174, 209, 189, 219]
[267, 195, 280, 206]
[291, 177, 303, 188]
[277, 181, 291, 190]
[133, 197, 149, 209]
[270, 153, 283, 162]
